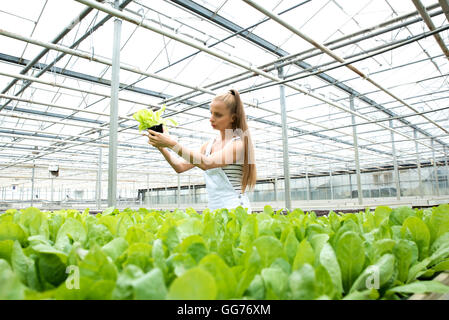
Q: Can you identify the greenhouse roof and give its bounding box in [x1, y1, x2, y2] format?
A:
[0, 0, 448, 190]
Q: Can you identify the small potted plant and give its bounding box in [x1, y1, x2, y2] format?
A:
[133, 105, 178, 133]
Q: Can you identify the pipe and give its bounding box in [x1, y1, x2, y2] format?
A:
[278, 67, 291, 212]
[412, 0, 449, 59]
[242, 0, 449, 136]
[108, 0, 121, 207]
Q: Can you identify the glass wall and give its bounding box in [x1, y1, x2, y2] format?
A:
[1, 165, 448, 209]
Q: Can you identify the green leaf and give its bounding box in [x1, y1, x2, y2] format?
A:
[177, 235, 208, 263]
[350, 254, 395, 293]
[102, 237, 129, 263]
[308, 233, 330, 262]
[236, 246, 261, 297]
[133, 268, 167, 300]
[56, 218, 87, 244]
[246, 275, 265, 299]
[429, 243, 449, 267]
[261, 267, 289, 299]
[19, 207, 49, 240]
[432, 259, 449, 272]
[0, 222, 27, 246]
[37, 252, 67, 288]
[86, 222, 113, 248]
[374, 206, 391, 226]
[407, 258, 431, 283]
[123, 243, 152, 272]
[11, 241, 40, 290]
[336, 231, 365, 293]
[133, 106, 177, 131]
[199, 253, 237, 299]
[372, 239, 396, 262]
[315, 265, 337, 299]
[388, 280, 449, 294]
[125, 226, 153, 245]
[343, 289, 379, 300]
[401, 216, 430, 261]
[319, 243, 343, 297]
[167, 267, 217, 300]
[390, 206, 415, 226]
[79, 245, 118, 282]
[253, 236, 285, 268]
[428, 204, 449, 244]
[292, 239, 315, 270]
[0, 259, 25, 299]
[393, 239, 418, 283]
[270, 257, 291, 275]
[112, 264, 144, 300]
[288, 264, 316, 300]
[152, 239, 167, 278]
[177, 218, 203, 241]
[167, 253, 196, 277]
[0, 240, 14, 265]
[240, 215, 258, 247]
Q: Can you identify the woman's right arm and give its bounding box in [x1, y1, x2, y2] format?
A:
[157, 141, 207, 174]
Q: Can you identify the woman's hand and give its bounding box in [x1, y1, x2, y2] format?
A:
[146, 128, 177, 149]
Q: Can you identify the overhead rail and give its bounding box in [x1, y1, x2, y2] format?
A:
[241, 0, 449, 138]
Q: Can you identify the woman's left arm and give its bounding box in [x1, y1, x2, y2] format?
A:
[147, 130, 244, 170]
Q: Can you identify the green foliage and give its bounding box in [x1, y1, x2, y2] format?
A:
[1, 204, 449, 300]
[133, 105, 178, 131]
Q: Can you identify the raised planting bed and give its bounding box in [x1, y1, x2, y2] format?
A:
[0, 204, 449, 300]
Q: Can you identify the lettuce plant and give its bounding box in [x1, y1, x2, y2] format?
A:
[133, 105, 178, 131]
[1, 204, 449, 300]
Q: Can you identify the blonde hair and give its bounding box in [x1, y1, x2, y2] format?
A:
[213, 89, 257, 193]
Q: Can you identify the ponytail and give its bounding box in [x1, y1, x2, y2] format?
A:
[214, 89, 257, 193]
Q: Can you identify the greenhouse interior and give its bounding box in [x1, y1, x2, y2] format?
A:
[0, 0, 449, 301]
[0, 0, 448, 213]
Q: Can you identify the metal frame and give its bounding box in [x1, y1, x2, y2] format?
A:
[0, 0, 448, 207]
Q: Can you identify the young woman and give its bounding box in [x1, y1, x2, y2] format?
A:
[146, 89, 256, 213]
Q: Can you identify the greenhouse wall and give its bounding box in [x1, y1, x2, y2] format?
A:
[1, 165, 447, 209]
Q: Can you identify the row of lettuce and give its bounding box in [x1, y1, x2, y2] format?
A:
[1, 204, 449, 300]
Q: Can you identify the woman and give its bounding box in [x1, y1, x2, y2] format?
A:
[146, 89, 256, 213]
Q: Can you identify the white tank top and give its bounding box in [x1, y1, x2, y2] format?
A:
[206, 136, 243, 194]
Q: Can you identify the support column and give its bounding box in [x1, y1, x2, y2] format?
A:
[329, 164, 334, 200]
[188, 175, 191, 204]
[96, 131, 102, 209]
[350, 95, 363, 204]
[177, 174, 181, 207]
[31, 161, 35, 206]
[278, 67, 292, 211]
[51, 177, 54, 203]
[348, 170, 353, 198]
[146, 174, 150, 207]
[414, 130, 423, 197]
[389, 119, 401, 200]
[107, 0, 122, 207]
[445, 146, 449, 194]
[431, 138, 440, 196]
[274, 177, 278, 201]
[305, 157, 310, 201]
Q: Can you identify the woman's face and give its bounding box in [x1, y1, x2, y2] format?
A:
[210, 99, 235, 131]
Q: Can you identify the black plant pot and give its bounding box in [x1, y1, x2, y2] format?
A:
[148, 123, 163, 133]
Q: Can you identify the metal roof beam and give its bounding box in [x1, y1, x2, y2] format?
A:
[413, 0, 449, 59]
[171, 0, 446, 150]
[0, 0, 134, 112]
[242, 0, 449, 137]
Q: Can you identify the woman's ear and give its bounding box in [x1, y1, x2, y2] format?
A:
[231, 114, 236, 123]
